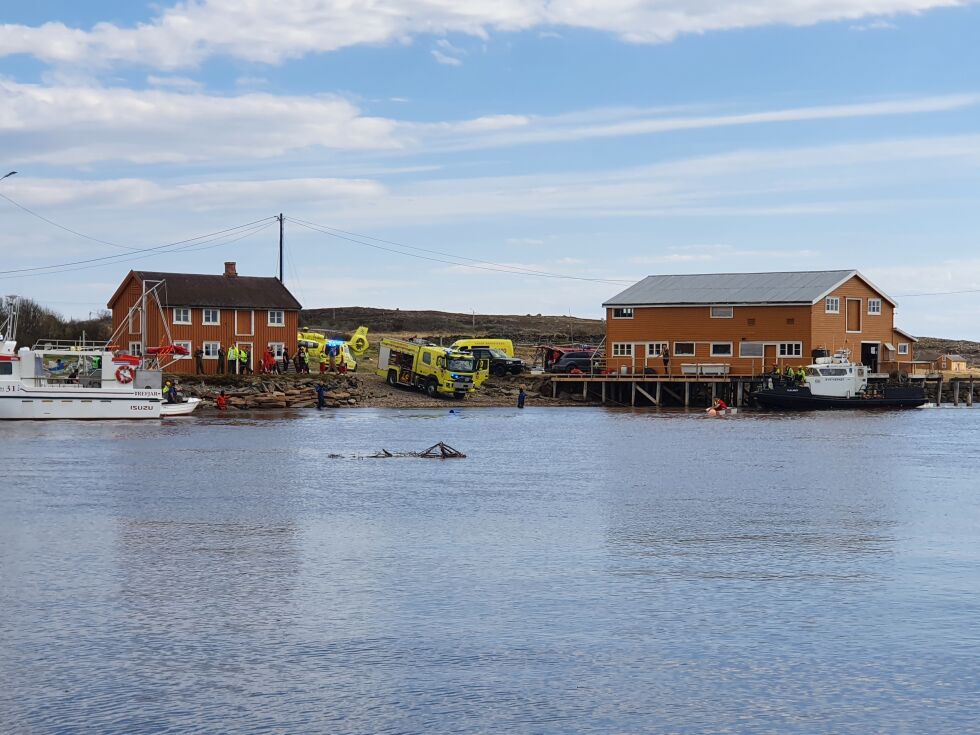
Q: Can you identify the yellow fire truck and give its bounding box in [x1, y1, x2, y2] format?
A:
[377, 338, 489, 398]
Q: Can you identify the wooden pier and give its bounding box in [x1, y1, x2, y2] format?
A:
[546, 373, 979, 408]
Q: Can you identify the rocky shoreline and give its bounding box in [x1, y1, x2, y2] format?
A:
[164, 371, 590, 410]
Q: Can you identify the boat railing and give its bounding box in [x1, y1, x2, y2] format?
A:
[31, 339, 111, 352]
[25, 375, 104, 388]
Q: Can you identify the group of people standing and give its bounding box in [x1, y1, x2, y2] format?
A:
[191, 343, 348, 376]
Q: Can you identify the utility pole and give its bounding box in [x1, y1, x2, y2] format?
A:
[278, 213, 284, 283]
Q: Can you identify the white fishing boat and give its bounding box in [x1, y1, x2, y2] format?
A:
[1, 295, 167, 420]
[0, 340, 163, 420]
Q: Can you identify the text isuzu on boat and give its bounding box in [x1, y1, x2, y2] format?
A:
[752, 349, 927, 409]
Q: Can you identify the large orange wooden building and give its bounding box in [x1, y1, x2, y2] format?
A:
[107, 262, 301, 375]
[603, 270, 916, 376]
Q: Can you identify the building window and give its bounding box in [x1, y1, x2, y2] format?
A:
[710, 306, 733, 319]
[268, 342, 285, 359]
[825, 297, 840, 314]
[173, 307, 191, 325]
[268, 309, 285, 326]
[646, 342, 668, 357]
[612, 308, 634, 319]
[710, 343, 732, 357]
[747, 318, 756, 326]
[674, 342, 695, 356]
[128, 341, 143, 356]
[203, 341, 221, 359]
[779, 342, 802, 357]
[174, 340, 192, 359]
[898, 343, 910, 355]
[739, 342, 764, 358]
[868, 299, 882, 315]
[612, 343, 633, 357]
[128, 309, 141, 334]
[203, 308, 220, 325]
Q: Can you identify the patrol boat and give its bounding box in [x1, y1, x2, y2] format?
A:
[752, 349, 927, 410]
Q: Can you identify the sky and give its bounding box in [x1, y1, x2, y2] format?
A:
[1, 1, 980, 339]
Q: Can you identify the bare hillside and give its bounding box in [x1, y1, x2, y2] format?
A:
[300, 306, 605, 344]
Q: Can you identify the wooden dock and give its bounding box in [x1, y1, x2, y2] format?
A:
[546, 373, 978, 408]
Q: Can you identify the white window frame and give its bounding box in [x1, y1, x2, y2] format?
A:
[825, 297, 840, 314]
[868, 299, 882, 315]
[173, 307, 191, 325]
[739, 342, 764, 358]
[268, 309, 285, 327]
[174, 340, 192, 359]
[898, 343, 910, 355]
[710, 342, 733, 357]
[673, 341, 696, 357]
[268, 342, 285, 359]
[203, 341, 221, 359]
[778, 342, 803, 357]
[710, 306, 734, 319]
[128, 341, 143, 356]
[611, 308, 634, 319]
[203, 308, 221, 326]
[128, 309, 141, 335]
[611, 343, 634, 357]
[646, 342, 668, 358]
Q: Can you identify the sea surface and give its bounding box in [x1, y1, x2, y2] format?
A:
[2, 407, 979, 734]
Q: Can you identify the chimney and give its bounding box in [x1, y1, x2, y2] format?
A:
[224, 261, 238, 277]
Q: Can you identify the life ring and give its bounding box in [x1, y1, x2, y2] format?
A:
[115, 365, 135, 384]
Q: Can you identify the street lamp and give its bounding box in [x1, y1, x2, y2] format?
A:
[1, 171, 16, 181]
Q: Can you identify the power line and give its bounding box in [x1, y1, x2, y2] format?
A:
[0, 221, 275, 281]
[0, 189, 142, 251]
[287, 216, 634, 286]
[896, 287, 980, 298]
[0, 216, 277, 275]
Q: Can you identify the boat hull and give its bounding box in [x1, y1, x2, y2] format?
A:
[753, 385, 927, 410]
[161, 397, 201, 416]
[0, 388, 162, 419]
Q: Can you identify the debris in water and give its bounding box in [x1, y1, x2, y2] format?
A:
[369, 442, 466, 459]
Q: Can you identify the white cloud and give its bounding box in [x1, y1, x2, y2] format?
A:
[2, 75, 972, 166]
[0, 1, 973, 69]
[431, 49, 463, 66]
[146, 75, 204, 91]
[850, 19, 899, 30]
[0, 79, 399, 164]
[406, 94, 980, 153]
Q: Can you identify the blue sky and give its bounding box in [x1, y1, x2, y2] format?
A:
[2, 1, 980, 338]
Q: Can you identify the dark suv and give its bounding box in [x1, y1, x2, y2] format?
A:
[463, 347, 525, 377]
[549, 351, 602, 374]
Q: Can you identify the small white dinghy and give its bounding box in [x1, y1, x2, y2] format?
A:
[160, 397, 201, 416]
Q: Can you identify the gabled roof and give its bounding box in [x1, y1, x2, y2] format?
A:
[944, 354, 968, 361]
[603, 270, 897, 308]
[894, 327, 918, 342]
[108, 270, 301, 310]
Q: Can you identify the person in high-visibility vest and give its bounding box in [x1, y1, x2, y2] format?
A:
[797, 367, 807, 384]
[227, 344, 239, 374]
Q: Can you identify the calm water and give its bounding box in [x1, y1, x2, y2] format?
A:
[2, 407, 979, 734]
